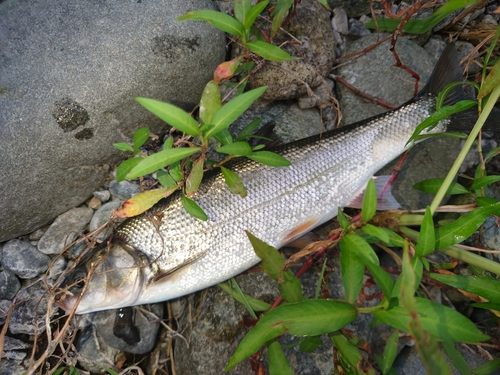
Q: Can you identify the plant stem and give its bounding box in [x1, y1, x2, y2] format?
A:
[429, 85, 500, 215]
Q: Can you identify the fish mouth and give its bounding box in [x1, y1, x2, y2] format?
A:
[54, 288, 78, 314]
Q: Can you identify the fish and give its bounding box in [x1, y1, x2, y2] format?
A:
[55, 43, 468, 314]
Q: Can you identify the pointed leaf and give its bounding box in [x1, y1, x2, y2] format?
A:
[157, 170, 177, 189]
[413, 178, 468, 195]
[116, 157, 142, 182]
[204, 86, 267, 138]
[430, 273, 500, 303]
[247, 41, 295, 62]
[199, 81, 221, 125]
[136, 97, 200, 136]
[217, 141, 253, 156]
[213, 129, 233, 146]
[249, 151, 291, 166]
[218, 282, 271, 312]
[415, 206, 435, 256]
[361, 224, 390, 244]
[133, 127, 150, 154]
[435, 202, 500, 249]
[342, 233, 379, 266]
[365, 262, 394, 298]
[329, 331, 364, 371]
[226, 300, 357, 370]
[339, 239, 364, 304]
[169, 161, 184, 182]
[377, 330, 399, 375]
[337, 208, 350, 230]
[125, 147, 200, 180]
[478, 59, 500, 99]
[267, 339, 293, 375]
[299, 336, 323, 353]
[221, 166, 247, 198]
[470, 175, 500, 190]
[244, 0, 269, 30]
[373, 297, 489, 343]
[213, 57, 242, 84]
[185, 157, 204, 197]
[473, 358, 500, 375]
[177, 10, 245, 38]
[441, 341, 472, 375]
[235, 118, 262, 141]
[270, 0, 293, 36]
[113, 142, 134, 152]
[114, 187, 177, 218]
[362, 178, 377, 222]
[234, 0, 251, 24]
[181, 194, 208, 221]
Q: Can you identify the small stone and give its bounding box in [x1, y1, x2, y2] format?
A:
[0, 300, 13, 325]
[37, 207, 94, 255]
[92, 303, 163, 354]
[9, 281, 53, 335]
[455, 41, 481, 75]
[45, 256, 68, 283]
[2, 240, 51, 279]
[1, 336, 30, 361]
[93, 189, 111, 203]
[348, 18, 371, 37]
[76, 325, 123, 373]
[87, 196, 102, 210]
[332, 8, 349, 35]
[0, 271, 21, 300]
[109, 180, 140, 200]
[89, 201, 125, 239]
[28, 226, 49, 241]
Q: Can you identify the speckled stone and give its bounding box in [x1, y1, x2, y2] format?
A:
[2, 240, 51, 279]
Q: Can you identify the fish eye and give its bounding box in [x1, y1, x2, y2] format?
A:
[72, 271, 87, 289]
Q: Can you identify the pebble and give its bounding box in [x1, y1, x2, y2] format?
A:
[108, 180, 140, 200]
[87, 196, 102, 210]
[0, 299, 13, 325]
[89, 200, 125, 240]
[2, 240, 51, 279]
[455, 41, 481, 75]
[348, 18, 371, 37]
[37, 207, 94, 255]
[9, 280, 54, 335]
[332, 8, 349, 35]
[1, 336, 30, 361]
[93, 189, 111, 203]
[0, 271, 21, 300]
[28, 226, 49, 241]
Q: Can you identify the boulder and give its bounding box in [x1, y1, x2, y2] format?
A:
[0, 0, 226, 241]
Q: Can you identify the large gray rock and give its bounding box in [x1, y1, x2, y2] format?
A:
[0, 0, 226, 241]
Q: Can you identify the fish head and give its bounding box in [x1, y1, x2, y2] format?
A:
[55, 241, 146, 314]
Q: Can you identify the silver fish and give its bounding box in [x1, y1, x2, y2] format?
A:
[56, 44, 465, 314]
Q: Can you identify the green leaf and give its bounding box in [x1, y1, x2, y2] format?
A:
[339, 239, 364, 304]
[392, 257, 423, 299]
[247, 41, 295, 62]
[136, 97, 200, 136]
[246, 232, 302, 303]
[226, 300, 357, 370]
[435, 202, 500, 249]
[478, 59, 500, 99]
[299, 336, 323, 353]
[157, 170, 177, 189]
[125, 147, 200, 180]
[235, 118, 262, 141]
[218, 282, 271, 312]
[244, 0, 269, 30]
[430, 273, 500, 303]
[484, 146, 500, 163]
[132, 127, 150, 154]
[177, 10, 245, 38]
[470, 302, 500, 311]
[407, 100, 477, 145]
[114, 187, 177, 218]
[199, 80, 222, 126]
[473, 358, 500, 375]
[221, 166, 247, 198]
[362, 179, 377, 222]
[113, 142, 134, 152]
[470, 175, 500, 190]
[169, 161, 183, 182]
[249, 151, 291, 166]
[361, 224, 390, 244]
[365, 262, 394, 298]
[217, 141, 253, 156]
[373, 297, 490, 343]
[116, 157, 143, 182]
[337, 208, 351, 230]
[213, 129, 233, 146]
[376, 330, 399, 375]
[270, 0, 293, 36]
[234, 0, 251, 25]
[267, 339, 293, 375]
[181, 194, 208, 221]
[441, 341, 472, 375]
[365, 0, 478, 34]
[329, 331, 364, 372]
[185, 157, 204, 197]
[413, 178, 468, 195]
[342, 233, 379, 266]
[415, 206, 435, 256]
[204, 86, 267, 138]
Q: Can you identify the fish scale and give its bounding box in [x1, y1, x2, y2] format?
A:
[56, 43, 464, 313]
